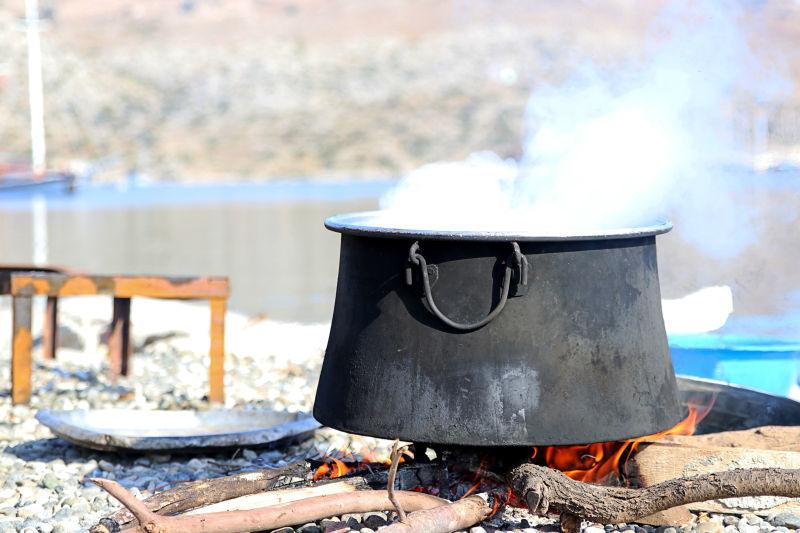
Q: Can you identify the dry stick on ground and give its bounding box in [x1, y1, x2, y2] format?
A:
[388, 438, 408, 523]
[91, 461, 310, 533]
[184, 478, 370, 515]
[92, 478, 447, 533]
[509, 464, 800, 528]
[377, 494, 493, 533]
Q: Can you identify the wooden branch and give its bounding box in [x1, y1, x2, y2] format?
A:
[91, 461, 310, 533]
[627, 442, 800, 516]
[508, 464, 800, 525]
[659, 426, 800, 452]
[92, 478, 448, 533]
[185, 479, 369, 514]
[377, 494, 492, 533]
[388, 438, 408, 523]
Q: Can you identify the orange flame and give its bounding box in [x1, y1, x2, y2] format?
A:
[533, 400, 714, 484]
[312, 456, 354, 481]
[311, 448, 411, 482]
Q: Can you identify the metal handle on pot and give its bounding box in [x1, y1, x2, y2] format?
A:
[405, 241, 528, 331]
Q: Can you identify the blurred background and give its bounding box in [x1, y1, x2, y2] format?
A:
[0, 0, 799, 391]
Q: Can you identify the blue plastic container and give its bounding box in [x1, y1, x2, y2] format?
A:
[669, 334, 800, 397]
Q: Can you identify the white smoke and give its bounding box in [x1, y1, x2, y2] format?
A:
[377, 1, 791, 257]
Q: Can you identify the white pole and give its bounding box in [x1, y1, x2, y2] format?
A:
[25, 0, 46, 176]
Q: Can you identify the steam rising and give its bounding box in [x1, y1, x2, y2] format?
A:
[378, 1, 790, 258]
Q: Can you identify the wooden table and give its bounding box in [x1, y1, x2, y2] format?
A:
[9, 273, 230, 405]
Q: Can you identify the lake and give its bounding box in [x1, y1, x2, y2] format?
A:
[0, 176, 799, 333]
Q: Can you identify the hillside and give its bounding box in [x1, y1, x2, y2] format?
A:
[0, 0, 798, 181]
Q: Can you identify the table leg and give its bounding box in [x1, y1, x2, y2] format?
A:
[109, 297, 132, 381]
[11, 296, 33, 405]
[209, 297, 226, 403]
[43, 296, 58, 360]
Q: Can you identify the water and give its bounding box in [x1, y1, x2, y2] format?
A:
[0, 180, 393, 322]
[0, 174, 799, 330]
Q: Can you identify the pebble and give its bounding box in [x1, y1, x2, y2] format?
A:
[697, 522, 724, 533]
[242, 449, 258, 461]
[363, 512, 388, 529]
[771, 514, 800, 529]
[40, 473, 60, 490]
[0, 304, 791, 533]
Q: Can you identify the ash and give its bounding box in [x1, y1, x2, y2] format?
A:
[0, 299, 797, 533]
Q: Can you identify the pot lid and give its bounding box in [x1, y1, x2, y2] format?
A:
[325, 210, 672, 241]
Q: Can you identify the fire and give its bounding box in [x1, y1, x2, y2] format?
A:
[312, 456, 353, 481]
[311, 449, 411, 481]
[532, 400, 714, 484]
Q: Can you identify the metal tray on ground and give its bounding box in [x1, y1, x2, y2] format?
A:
[677, 375, 800, 434]
[35, 409, 320, 452]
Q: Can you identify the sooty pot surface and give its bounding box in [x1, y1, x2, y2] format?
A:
[313, 212, 684, 446]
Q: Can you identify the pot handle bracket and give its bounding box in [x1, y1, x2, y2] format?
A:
[405, 241, 528, 331]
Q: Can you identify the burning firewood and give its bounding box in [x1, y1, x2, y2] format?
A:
[91, 477, 448, 533]
[509, 463, 800, 530]
[377, 494, 493, 533]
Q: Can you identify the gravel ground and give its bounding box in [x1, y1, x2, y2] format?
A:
[1, 298, 799, 532]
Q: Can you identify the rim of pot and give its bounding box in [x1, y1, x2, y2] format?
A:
[325, 211, 672, 241]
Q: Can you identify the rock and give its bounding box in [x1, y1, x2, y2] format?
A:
[52, 507, 72, 521]
[56, 324, 85, 350]
[40, 473, 60, 490]
[270, 528, 295, 533]
[363, 512, 387, 529]
[133, 456, 152, 467]
[98, 460, 114, 472]
[696, 522, 723, 533]
[470, 528, 488, 533]
[741, 525, 760, 533]
[586, 527, 606, 533]
[16, 504, 45, 520]
[242, 449, 258, 460]
[771, 514, 800, 529]
[723, 517, 738, 526]
[70, 501, 91, 515]
[342, 514, 361, 530]
[297, 524, 322, 533]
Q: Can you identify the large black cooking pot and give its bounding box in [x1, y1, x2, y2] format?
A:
[313, 212, 684, 446]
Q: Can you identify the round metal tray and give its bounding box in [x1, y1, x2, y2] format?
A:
[35, 409, 320, 452]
